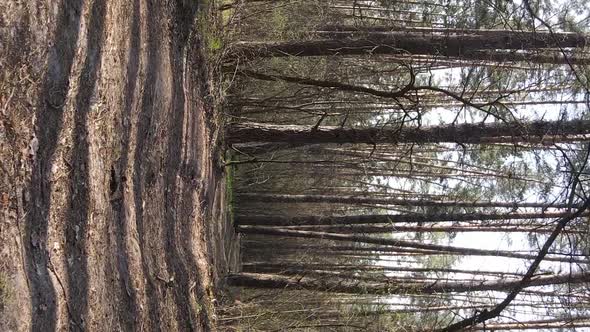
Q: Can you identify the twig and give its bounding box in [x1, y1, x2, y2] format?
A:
[48, 258, 83, 329]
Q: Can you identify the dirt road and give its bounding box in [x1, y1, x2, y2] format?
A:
[0, 0, 237, 330]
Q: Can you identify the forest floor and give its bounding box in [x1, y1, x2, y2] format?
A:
[0, 0, 239, 331]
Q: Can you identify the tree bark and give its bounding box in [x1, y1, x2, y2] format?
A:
[314, 25, 587, 39]
[284, 224, 584, 234]
[227, 120, 590, 145]
[242, 263, 530, 277]
[231, 32, 588, 58]
[237, 226, 590, 263]
[246, 244, 585, 260]
[226, 271, 590, 295]
[236, 193, 580, 209]
[236, 211, 584, 226]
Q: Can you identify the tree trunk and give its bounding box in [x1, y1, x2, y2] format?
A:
[246, 244, 584, 260]
[231, 32, 588, 58]
[242, 263, 530, 277]
[226, 271, 590, 295]
[236, 211, 584, 226]
[227, 120, 590, 145]
[284, 224, 583, 234]
[314, 25, 587, 39]
[398, 50, 590, 65]
[236, 193, 580, 209]
[237, 226, 589, 263]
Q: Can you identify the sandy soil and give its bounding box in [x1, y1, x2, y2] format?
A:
[0, 0, 238, 331]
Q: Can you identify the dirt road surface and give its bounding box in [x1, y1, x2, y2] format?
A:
[0, 0, 238, 330]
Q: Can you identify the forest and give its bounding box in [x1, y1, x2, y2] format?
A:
[217, 0, 590, 330]
[2, 0, 590, 331]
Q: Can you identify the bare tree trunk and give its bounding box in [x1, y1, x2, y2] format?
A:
[242, 263, 531, 277]
[226, 271, 590, 294]
[315, 25, 587, 39]
[284, 224, 584, 234]
[236, 211, 584, 226]
[237, 226, 590, 263]
[231, 32, 588, 58]
[236, 193, 580, 209]
[227, 120, 590, 145]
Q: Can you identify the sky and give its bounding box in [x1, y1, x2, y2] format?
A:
[373, 60, 589, 327]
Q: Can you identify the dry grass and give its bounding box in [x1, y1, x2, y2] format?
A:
[0, 272, 11, 314]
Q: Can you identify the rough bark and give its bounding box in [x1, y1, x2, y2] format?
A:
[231, 32, 588, 58]
[242, 263, 530, 277]
[246, 244, 585, 261]
[284, 224, 583, 234]
[226, 271, 590, 295]
[315, 25, 588, 39]
[237, 226, 589, 263]
[227, 120, 590, 145]
[236, 211, 584, 226]
[236, 193, 580, 209]
[412, 51, 590, 65]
